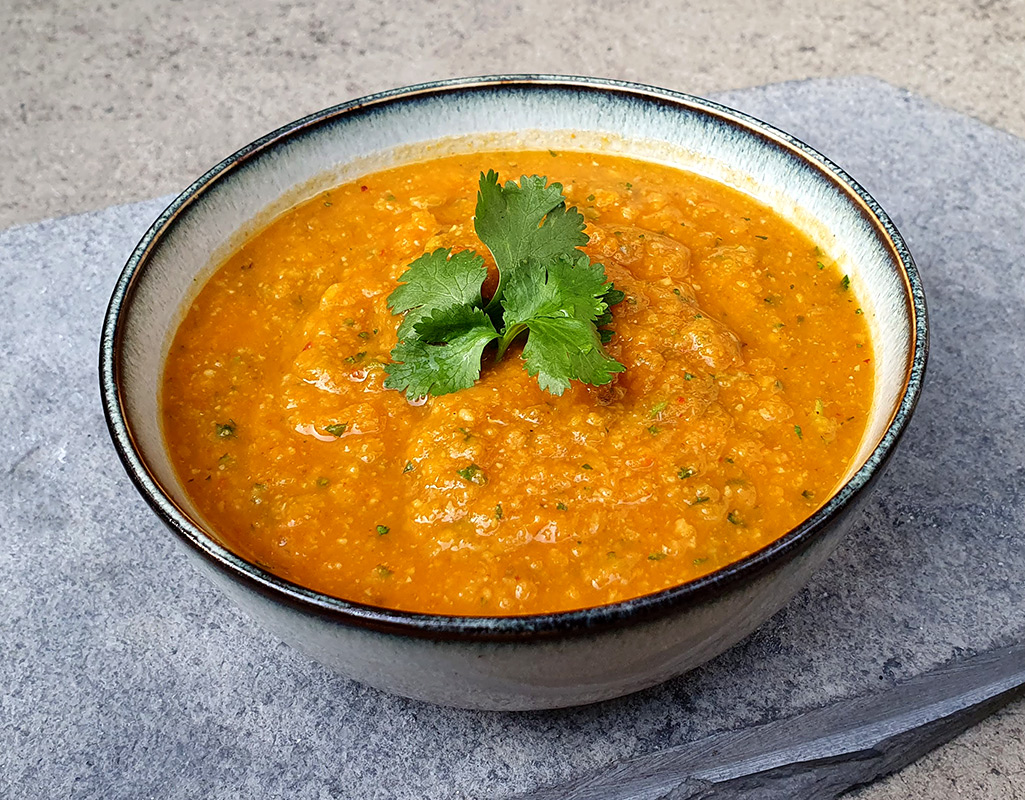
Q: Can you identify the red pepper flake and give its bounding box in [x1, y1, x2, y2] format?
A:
[361, 185, 369, 192]
[302, 340, 313, 351]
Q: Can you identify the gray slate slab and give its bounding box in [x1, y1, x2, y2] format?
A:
[2, 77, 1024, 799]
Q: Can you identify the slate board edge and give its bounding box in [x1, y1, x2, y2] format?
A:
[517, 643, 1025, 800]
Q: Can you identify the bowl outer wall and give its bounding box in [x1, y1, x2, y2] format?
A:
[181, 454, 889, 709]
[100, 75, 928, 708]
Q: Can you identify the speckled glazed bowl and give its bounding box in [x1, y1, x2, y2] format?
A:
[100, 75, 927, 710]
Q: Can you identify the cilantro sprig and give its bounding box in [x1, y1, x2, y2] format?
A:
[383, 171, 624, 398]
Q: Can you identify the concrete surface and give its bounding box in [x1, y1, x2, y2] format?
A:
[2, 0, 1025, 231]
[2, 1, 1024, 797]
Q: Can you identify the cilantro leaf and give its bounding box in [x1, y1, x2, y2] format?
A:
[384, 305, 499, 398]
[595, 283, 624, 344]
[502, 254, 610, 331]
[519, 315, 624, 394]
[387, 248, 487, 339]
[474, 171, 588, 308]
[500, 255, 625, 394]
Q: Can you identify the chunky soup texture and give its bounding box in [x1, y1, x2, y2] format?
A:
[162, 150, 874, 615]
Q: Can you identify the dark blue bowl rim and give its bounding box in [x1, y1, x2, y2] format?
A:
[99, 73, 929, 642]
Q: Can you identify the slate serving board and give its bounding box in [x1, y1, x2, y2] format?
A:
[2, 77, 1024, 800]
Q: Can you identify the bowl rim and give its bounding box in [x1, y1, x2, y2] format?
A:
[99, 73, 929, 642]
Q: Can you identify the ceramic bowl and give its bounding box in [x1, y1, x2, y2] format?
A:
[100, 75, 928, 710]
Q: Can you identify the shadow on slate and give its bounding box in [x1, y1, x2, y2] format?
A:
[1, 77, 1024, 800]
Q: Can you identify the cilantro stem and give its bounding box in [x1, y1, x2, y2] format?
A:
[483, 285, 505, 315]
[494, 322, 528, 361]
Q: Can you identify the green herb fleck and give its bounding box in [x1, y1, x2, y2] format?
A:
[457, 463, 487, 485]
[841, 274, 851, 291]
[692, 496, 710, 504]
[581, 463, 593, 470]
[376, 565, 393, 578]
[855, 307, 864, 315]
[817, 261, 826, 270]
[376, 524, 390, 535]
[215, 420, 236, 439]
[802, 489, 815, 499]
[794, 425, 804, 439]
[649, 400, 668, 418]
[325, 423, 348, 437]
[316, 476, 330, 487]
[678, 467, 695, 480]
[556, 502, 568, 511]
[402, 461, 415, 474]
[755, 234, 768, 240]
[684, 372, 695, 381]
[648, 552, 667, 561]
[495, 503, 503, 520]
[727, 511, 744, 526]
[647, 425, 661, 436]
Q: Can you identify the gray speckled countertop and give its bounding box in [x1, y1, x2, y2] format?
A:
[2, 76, 1024, 799]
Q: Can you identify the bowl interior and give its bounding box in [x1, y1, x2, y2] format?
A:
[105, 77, 922, 617]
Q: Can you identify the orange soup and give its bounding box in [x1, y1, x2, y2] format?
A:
[162, 150, 873, 615]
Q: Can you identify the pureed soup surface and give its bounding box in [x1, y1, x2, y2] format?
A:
[162, 150, 874, 615]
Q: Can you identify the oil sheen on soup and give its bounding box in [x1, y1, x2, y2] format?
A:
[162, 150, 875, 616]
